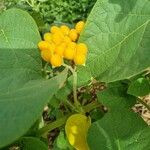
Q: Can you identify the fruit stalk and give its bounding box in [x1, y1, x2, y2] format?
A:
[72, 67, 81, 108]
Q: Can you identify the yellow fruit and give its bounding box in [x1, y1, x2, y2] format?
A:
[69, 29, 78, 41]
[38, 41, 50, 51]
[41, 50, 52, 62]
[50, 26, 60, 33]
[55, 43, 66, 56]
[64, 47, 76, 60]
[76, 43, 88, 55]
[47, 42, 55, 52]
[75, 21, 85, 34]
[65, 114, 91, 150]
[52, 32, 64, 45]
[68, 42, 77, 49]
[60, 25, 70, 35]
[63, 36, 72, 44]
[74, 54, 86, 65]
[43, 33, 52, 43]
[50, 54, 63, 67]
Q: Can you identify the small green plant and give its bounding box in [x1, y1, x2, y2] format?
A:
[0, 0, 150, 149]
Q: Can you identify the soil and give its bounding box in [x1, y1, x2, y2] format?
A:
[133, 95, 150, 125]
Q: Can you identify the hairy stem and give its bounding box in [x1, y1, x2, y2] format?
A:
[41, 62, 49, 78]
[25, 0, 33, 7]
[72, 67, 80, 108]
[37, 101, 101, 137]
[37, 115, 69, 137]
[83, 101, 102, 112]
[63, 64, 81, 110]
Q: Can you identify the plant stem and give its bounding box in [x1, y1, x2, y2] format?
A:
[37, 101, 102, 137]
[63, 64, 81, 110]
[37, 115, 69, 137]
[26, 0, 33, 7]
[41, 62, 49, 78]
[65, 100, 77, 111]
[137, 98, 150, 111]
[83, 101, 102, 112]
[62, 64, 74, 73]
[72, 67, 80, 108]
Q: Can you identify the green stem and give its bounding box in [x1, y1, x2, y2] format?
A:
[72, 67, 80, 108]
[63, 64, 74, 73]
[37, 101, 101, 137]
[37, 115, 69, 137]
[65, 100, 77, 112]
[137, 98, 150, 111]
[41, 62, 49, 78]
[63, 64, 81, 110]
[83, 101, 102, 112]
[26, 0, 33, 7]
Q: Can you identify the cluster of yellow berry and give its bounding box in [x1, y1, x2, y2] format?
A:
[38, 21, 88, 67]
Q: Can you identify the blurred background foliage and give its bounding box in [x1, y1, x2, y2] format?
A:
[0, 0, 97, 26]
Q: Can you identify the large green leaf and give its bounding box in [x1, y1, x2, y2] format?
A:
[80, 0, 150, 82]
[19, 137, 48, 150]
[87, 84, 150, 150]
[0, 9, 68, 148]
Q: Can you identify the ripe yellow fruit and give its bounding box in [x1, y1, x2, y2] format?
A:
[52, 32, 64, 45]
[64, 47, 76, 60]
[76, 43, 88, 55]
[65, 114, 91, 150]
[50, 54, 63, 67]
[41, 50, 52, 62]
[60, 25, 70, 35]
[68, 42, 77, 49]
[75, 21, 85, 34]
[50, 26, 60, 33]
[47, 42, 55, 52]
[74, 54, 86, 65]
[38, 41, 50, 51]
[69, 29, 78, 42]
[43, 33, 52, 43]
[55, 43, 66, 56]
[63, 36, 72, 44]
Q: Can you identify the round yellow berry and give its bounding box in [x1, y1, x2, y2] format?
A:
[41, 50, 51, 62]
[50, 54, 63, 67]
[60, 25, 70, 35]
[76, 43, 88, 55]
[65, 114, 91, 150]
[64, 47, 76, 60]
[43, 33, 52, 43]
[74, 54, 86, 65]
[69, 29, 78, 42]
[75, 21, 85, 34]
[68, 42, 77, 50]
[50, 26, 60, 33]
[63, 36, 72, 44]
[38, 41, 50, 51]
[52, 32, 64, 45]
[55, 43, 66, 56]
[47, 43, 55, 52]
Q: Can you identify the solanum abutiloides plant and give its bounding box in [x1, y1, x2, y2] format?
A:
[0, 0, 150, 149]
[38, 21, 96, 149]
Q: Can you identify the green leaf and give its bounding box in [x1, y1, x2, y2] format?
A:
[0, 9, 68, 148]
[56, 131, 68, 149]
[87, 84, 150, 150]
[80, 0, 150, 83]
[55, 85, 71, 102]
[128, 78, 150, 96]
[19, 137, 48, 150]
